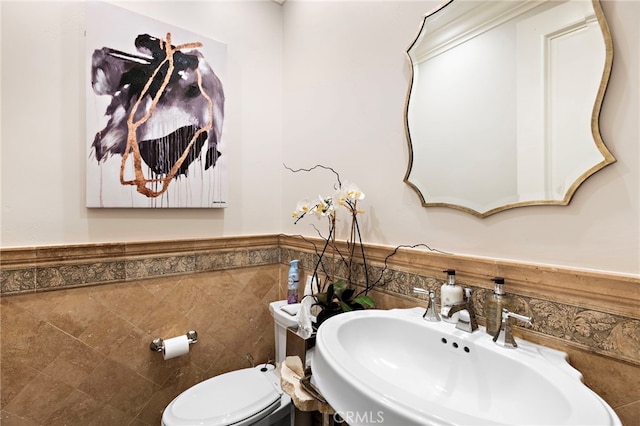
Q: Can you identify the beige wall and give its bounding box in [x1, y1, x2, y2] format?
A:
[1, 0, 638, 275]
[0, 0, 284, 246]
[281, 0, 639, 275]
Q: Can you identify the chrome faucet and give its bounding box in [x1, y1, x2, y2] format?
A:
[492, 308, 532, 348]
[412, 288, 441, 322]
[441, 288, 478, 332]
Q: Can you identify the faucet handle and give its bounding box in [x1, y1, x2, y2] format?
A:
[412, 288, 441, 322]
[493, 308, 532, 348]
[503, 309, 532, 324]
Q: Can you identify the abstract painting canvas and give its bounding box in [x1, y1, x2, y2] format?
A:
[86, 2, 227, 208]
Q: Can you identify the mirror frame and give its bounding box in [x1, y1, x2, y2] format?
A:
[403, 0, 616, 218]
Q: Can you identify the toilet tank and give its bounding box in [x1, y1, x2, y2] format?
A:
[269, 300, 299, 364]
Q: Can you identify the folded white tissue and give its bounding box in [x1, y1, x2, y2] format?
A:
[298, 295, 315, 334]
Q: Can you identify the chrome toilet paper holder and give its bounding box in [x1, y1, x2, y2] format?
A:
[150, 330, 198, 352]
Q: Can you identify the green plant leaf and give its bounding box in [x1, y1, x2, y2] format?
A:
[315, 293, 328, 306]
[332, 279, 347, 290]
[353, 295, 375, 308]
[339, 301, 353, 312]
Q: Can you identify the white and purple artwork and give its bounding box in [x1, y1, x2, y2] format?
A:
[86, 2, 227, 208]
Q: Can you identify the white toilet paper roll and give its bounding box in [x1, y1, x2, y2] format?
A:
[163, 335, 190, 360]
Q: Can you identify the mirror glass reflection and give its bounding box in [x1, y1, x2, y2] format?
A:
[404, 0, 615, 217]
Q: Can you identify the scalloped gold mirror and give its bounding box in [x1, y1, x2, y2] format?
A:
[404, 0, 615, 218]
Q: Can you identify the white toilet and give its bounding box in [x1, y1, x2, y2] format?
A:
[162, 300, 298, 426]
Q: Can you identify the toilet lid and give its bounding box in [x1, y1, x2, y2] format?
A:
[163, 368, 281, 426]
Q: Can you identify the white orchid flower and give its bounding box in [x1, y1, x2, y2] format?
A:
[336, 182, 365, 214]
[292, 178, 364, 222]
[344, 182, 365, 201]
[293, 199, 313, 218]
[335, 189, 348, 207]
[314, 195, 334, 216]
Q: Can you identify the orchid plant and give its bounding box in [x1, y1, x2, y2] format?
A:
[286, 165, 445, 327]
[288, 165, 376, 325]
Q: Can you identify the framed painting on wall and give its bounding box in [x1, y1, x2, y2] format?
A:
[86, 2, 227, 208]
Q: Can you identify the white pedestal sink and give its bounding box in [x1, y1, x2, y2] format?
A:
[311, 308, 620, 426]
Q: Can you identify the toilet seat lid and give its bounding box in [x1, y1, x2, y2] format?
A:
[163, 368, 281, 426]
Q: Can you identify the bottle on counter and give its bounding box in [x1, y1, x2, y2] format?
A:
[287, 260, 300, 304]
[440, 269, 464, 323]
[485, 277, 510, 336]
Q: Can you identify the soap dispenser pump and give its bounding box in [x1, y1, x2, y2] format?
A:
[440, 269, 464, 323]
[485, 277, 510, 336]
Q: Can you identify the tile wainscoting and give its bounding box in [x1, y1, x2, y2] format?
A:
[1, 235, 638, 425]
[1, 236, 284, 425]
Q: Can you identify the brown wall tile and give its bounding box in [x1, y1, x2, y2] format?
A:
[0, 263, 281, 425]
[4, 374, 74, 424]
[615, 400, 640, 426]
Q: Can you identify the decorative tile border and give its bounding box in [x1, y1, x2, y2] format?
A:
[0, 237, 280, 294]
[37, 261, 127, 290]
[0, 267, 37, 293]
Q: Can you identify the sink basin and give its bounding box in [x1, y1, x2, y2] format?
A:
[311, 308, 621, 426]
